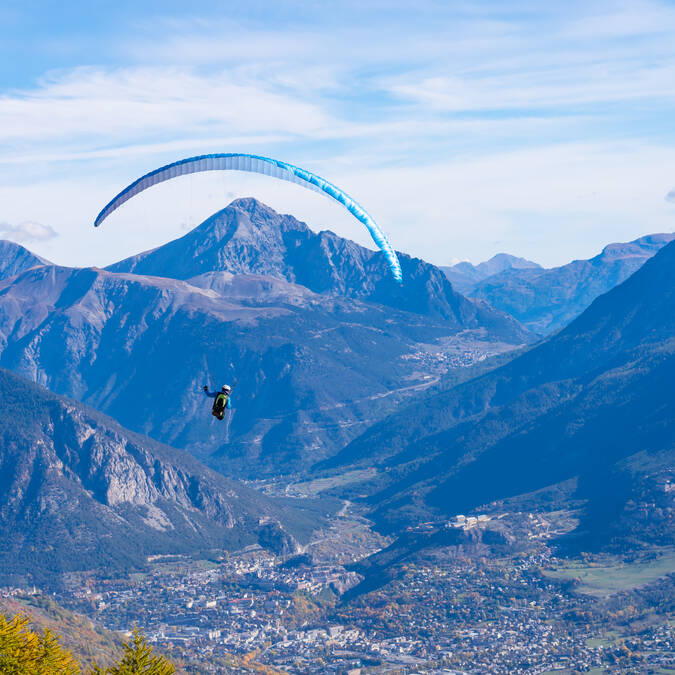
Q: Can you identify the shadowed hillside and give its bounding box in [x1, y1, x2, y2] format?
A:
[327, 241, 675, 550]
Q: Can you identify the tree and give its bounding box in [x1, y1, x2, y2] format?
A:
[1, 613, 175, 675]
[93, 629, 174, 675]
[0, 614, 79, 674]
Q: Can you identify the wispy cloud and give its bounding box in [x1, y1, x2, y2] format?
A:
[0, 66, 330, 150]
[384, 2, 675, 114]
[387, 61, 675, 112]
[563, 0, 675, 38]
[666, 189, 675, 204]
[0, 220, 57, 243]
[3, 2, 675, 158]
[0, 63, 602, 170]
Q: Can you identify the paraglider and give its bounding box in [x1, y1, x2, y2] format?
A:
[94, 153, 403, 282]
[203, 384, 232, 421]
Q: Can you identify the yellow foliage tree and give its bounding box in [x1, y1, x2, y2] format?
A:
[0, 614, 79, 674]
[1, 614, 174, 675]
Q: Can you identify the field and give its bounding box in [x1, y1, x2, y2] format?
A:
[282, 468, 378, 497]
[544, 548, 675, 596]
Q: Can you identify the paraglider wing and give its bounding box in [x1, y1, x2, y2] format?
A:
[94, 153, 402, 282]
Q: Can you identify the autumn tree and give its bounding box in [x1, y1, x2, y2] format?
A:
[2, 614, 174, 675]
[0, 614, 79, 675]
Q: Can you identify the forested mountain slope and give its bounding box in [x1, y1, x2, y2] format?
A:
[0, 368, 310, 585]
[328, 241, 675, 549]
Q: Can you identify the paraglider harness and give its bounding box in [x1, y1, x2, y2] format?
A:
[212, 392, 229, 420]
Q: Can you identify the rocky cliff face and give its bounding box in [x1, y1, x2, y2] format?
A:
[0, 368, 303, 585]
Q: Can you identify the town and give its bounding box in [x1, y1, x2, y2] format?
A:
[4, 505, 670, 674]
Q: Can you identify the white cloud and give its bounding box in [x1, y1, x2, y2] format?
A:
[333, 141, 675, 267]
[0, 134, 290, 165]
[563, 0, 675, 39]
[0, 66, 331, 151]
[0, 59, 605, 172]
[387, 61, 675, 112]
[384, 4, 675, 115]
[0, 220, 57, 243]
[666, 189, 675, 203]
[3, 2, 675, 163]
[3, 140, 672, 271]
[372, 1, 675, 115]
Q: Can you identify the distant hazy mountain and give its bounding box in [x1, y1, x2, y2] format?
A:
[109, 198, 529, 338]
[441, 253, 541, 295]
[0, 368, 306, 586]
[328, 241, 675, 551]
[469, 233, 675, 334]
[0, 239, 50, 280]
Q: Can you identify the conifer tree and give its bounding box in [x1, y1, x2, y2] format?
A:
[2, 613, 175, 675]
[99, 628, 174, 675]
[0, 614, 79, 674]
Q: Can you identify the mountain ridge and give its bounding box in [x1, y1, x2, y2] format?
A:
[0, 200, 531, 477]
[441, 253, 541, 294]
[0, 261, 523, 477]
[108, 198, 531, 339]
[0, 239, 51, 281]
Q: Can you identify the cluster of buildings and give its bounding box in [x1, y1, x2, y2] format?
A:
[18, 506, 670, 674]
[401, 344, 494, 376]
[49, 534, 673, 674]
[62, 548, 366, 668]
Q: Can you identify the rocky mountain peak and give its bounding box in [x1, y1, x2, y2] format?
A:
[440, 253, 540, 295]
[477, 252, 541, 275]
[195, 198, 309, 242]
[109, 198, 313, 281]
[107, 199, 530, 339]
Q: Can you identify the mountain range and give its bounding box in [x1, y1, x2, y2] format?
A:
[441, 253, 541, 295]
[448, 234, 674, 335]
[0, 366, 315, 586]
[327, 240, 675, 552]
[109, 198, 529, 333]
[0, 200, 529, 477]
[0, 196, 672, 588]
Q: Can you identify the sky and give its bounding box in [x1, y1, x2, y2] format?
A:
[1, 0, 674, 268]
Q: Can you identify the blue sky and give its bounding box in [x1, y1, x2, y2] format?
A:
[1, 0, 674, 267]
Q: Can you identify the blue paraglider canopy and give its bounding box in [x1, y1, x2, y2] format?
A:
[94, 153, 402, 283]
